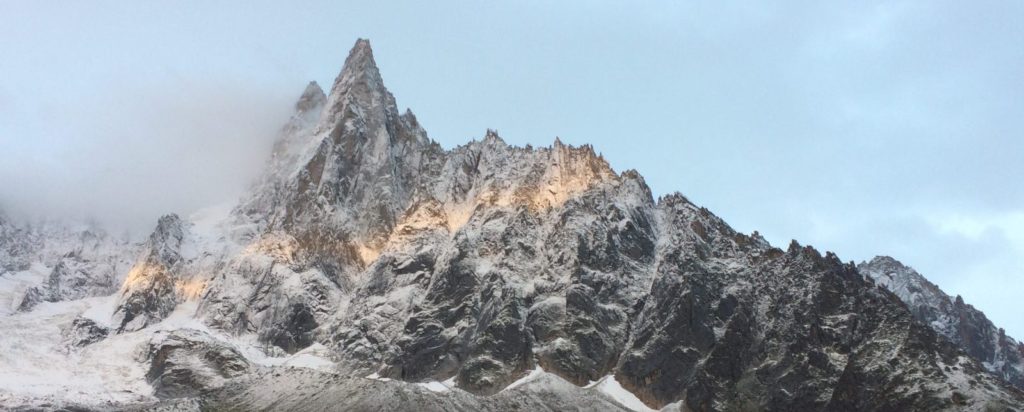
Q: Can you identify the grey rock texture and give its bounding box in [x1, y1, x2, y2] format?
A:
[206, 367, 634, 412]
[113, 214, 188, 332]
[20, 232, 136, 310]
[3, 39, 1023, 411]
[0, 212, 38, 275]
[144, 328, 251, 399]
[194, 39, 1024, 410]
[861, 256, 1024, 391]
[0, 215, 138, 312]
[63, 316, 110, 348]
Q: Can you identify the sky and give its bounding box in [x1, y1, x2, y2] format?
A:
[1, 1, 1022, 336]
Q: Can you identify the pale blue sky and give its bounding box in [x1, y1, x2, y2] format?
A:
[2, 2, 1023, 337]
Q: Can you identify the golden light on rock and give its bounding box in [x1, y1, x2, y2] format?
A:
[176, 278, 207, 300]
[120, 265, 148, 291]
[240, 233, 299, 262]
[357, 244, 380, 266]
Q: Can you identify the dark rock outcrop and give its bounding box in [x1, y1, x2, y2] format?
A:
[63, 316, 110, 348]
[145, 329, 251, 399]
[860, 256, 1024, 390]
[112, 214, 188, 332]
[7, 39, 1021, 411]
[0, 214, 138, 312]
[196, 39, 1024, 410]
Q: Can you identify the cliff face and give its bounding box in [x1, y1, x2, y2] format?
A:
[861, 256, 1024, 391]
[0, 215, 138, 314]
[2, 39, 1022, 411]
[192, 40, 1024, 410]
[112, 214, 189, 332]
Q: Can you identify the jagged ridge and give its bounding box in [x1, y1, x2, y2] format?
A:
[1, 39, 1022, 411]
[860, 256, 1024, 390]
[193, 39, 1024, 410]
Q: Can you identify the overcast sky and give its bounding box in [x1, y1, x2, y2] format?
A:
[2, 1, 1022, 336]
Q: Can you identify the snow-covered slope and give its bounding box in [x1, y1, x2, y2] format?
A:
[1, 39, 1022, 411]
[0, 296, 151, 408]
[0, 215, 139, 313]
[860, 256, 1024, 390]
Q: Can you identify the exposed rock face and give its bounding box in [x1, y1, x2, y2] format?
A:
[0, 212, 38, 275]
[195, 39, 1024, 410]
[0, 214, 139, 312]
[3, 39, 1024, 411]
[63, 316, 110, 348]
[145, 328, 251, 399]
[112, 214, 189, 332]
[860, 256, 1024, 390]
[16, 286, 45, 312]
[21, 232, 136, 310]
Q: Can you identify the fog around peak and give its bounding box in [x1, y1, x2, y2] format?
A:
[0, 78, 293, 233]
[1, 1, 1022, 338]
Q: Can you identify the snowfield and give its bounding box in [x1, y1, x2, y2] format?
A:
[0, 288, 338, 409]
[0, 295, 151, 407]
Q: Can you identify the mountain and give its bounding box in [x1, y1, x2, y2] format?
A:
[860, 256, 1024, 390]
[1, 39, 1022, 411]
[0, 214, 138, 315]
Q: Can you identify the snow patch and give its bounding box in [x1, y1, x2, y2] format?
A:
[365, 372, 392, 382]
[416, 380, 451, 393]
[250, 343, 336, 371]
[0, 296, 152, 407]
[0, 263, 49, 315]
[188, 202, 234, 238]
[503, 365, 545, 391]
[282, 353, 335, 370]
[80, 294, 119, 327]
[586, 375, 656, 412]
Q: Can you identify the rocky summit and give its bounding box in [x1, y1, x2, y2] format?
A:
[0, 39, 1022, 411]
[859, 256, 1024, 392]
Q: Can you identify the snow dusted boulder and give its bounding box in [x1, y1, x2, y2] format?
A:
[62, 316, 110, 348]
[145, 328, 251, 399]
[16, 285, 45, 312]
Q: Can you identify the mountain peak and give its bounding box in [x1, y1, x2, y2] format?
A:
[334, 38, 383, 94]
[859, 255, 1024, 388]
[865, 255, 904, 268]
[344, 38, 376, 69]
[6, 39, 1024, 410]
[295, 81, 326, 113]
[318, 38, 396, 133]
[352, 37, 372, 54]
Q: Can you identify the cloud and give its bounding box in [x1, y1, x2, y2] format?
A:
[0, 77, 293, 232]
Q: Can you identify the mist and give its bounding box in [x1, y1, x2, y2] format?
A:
[0, 77, 293, 234]
[1, 1, 1022, 338]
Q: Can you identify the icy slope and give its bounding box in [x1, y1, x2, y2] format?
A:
[0, 295, 152, 408]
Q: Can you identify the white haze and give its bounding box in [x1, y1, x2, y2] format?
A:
[0, 78, 292, 233]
